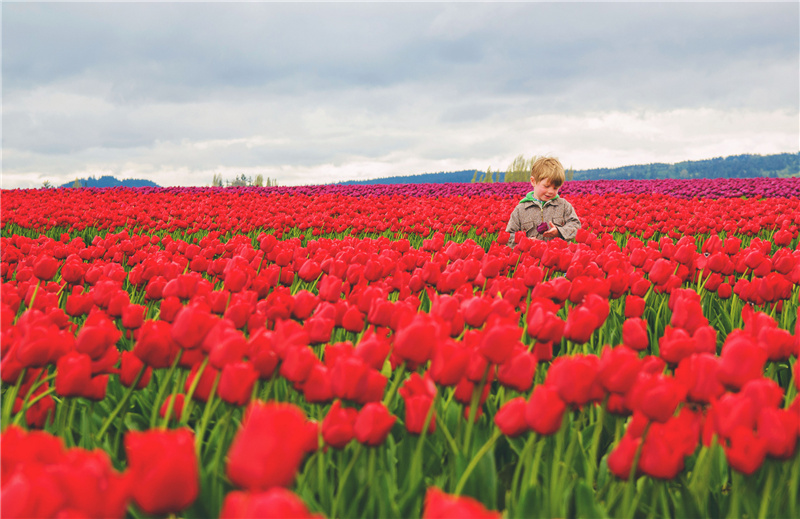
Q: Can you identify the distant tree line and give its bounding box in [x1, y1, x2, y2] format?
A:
[570, 153, 798, 181]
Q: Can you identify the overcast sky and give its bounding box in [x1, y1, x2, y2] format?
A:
[2, 1, 798, 189]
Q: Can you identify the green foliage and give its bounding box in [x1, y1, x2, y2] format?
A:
[212, 173, 278, 187]
[505, 154, 536, 183]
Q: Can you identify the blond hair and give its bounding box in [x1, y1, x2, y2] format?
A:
[531, 157, 565, 187]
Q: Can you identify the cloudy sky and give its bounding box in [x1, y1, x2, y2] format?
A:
[2, 1, 798, 189]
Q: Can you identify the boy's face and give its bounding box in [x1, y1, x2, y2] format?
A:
[531, 177, 560, 201]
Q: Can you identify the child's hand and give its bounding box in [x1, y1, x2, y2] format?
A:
[543, 223, 559, 238]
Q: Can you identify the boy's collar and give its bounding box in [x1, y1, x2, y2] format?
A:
[520, 190, 560, 204]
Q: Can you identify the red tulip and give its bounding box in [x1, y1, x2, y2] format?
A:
[496, 348, 537, 392]
[607, 433, 641, 480]
[119, 350, 151, 389]
[32, 255, 59, 281]
[624, 295, 646, 318]
[133, 320, 181, 369]
[160, 394, 185, 422]
[674, 353, 725, 404]
[322, 400, 357, 449]
[393, 312, 443, 365]
[757, 407, 798, 460]
[354, 402, 396, 446]
[597, 345, 642, 395]
[723, 426, 767, 476]
[220, 489, 322, 519]
[170, 304, 218, 350]
[124, 428, 199, 515]
[563, 306, 598, 344]
[547, 355, 603, 408]
[622, 318, 649, 351]
[478, 316, 522, 365]
[717, 331, 768, 390]
[429, 339, 470, 387]
[422, 486, 501, 519]
[226, 402, 317, 490]
[525, 384, 566, 436]
[218, 361, 259, 406]
[495, 397, 529, 437]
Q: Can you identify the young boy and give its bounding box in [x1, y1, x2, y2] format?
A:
[505, 156, 581, 246]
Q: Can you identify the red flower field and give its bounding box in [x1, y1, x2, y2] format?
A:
[1, 180, 798, 518]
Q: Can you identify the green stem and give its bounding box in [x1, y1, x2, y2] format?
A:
[408, 392, 438, 490]
[622, 422, 651, 519]
[331, 444, 364, 518]
[96, 366, 146, 439]
[26, 280, 42, 312]
[179, 357, 209, 427]
[511, 433, 537, 506]
[149, 351, 183, 428]
[366, 448, 378, 516]
[12, 387, 56, 426]
[555, 430, 579, 517]
[64, 398, 77, 447]
[436, 411, 460, 456]
[587, 397, 608, 484]
[727, 471, 743, 519]
[789, 448, 799, 518]
[210, 408, 233, 482]
[528, 437, 546, 487]
[463, 364, 490, 454]
[454, 429, 501, 496]
[381, 362, 406, 409]
[757, 463, 773, 519]
[2, 368, 27, 428]
[194, 374, 221, 457]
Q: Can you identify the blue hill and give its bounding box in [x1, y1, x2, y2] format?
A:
[336, 170, 479, 185]
[60, 175, 160, 188]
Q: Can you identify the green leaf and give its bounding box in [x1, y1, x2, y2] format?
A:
[123, 412, 148, 432]
[574, 480, 607, 518]
[515, 485, 545, 519]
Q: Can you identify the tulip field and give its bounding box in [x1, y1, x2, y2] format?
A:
[1, 177, 799, 518]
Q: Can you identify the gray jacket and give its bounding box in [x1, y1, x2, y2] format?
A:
[505, 197, 581, 246]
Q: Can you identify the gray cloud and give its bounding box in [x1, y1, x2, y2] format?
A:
[2, 1, 797, 188]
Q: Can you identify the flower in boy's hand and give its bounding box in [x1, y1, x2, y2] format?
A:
[537, 222, 550, 234]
